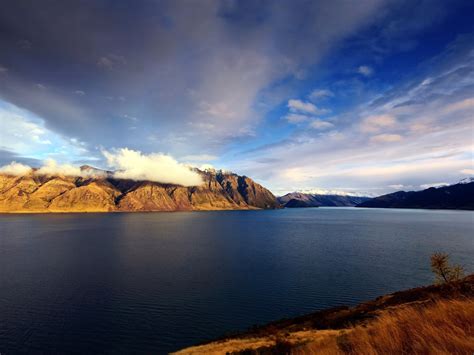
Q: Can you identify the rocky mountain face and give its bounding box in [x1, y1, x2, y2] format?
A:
[278, 192, 370, 207]
[0, 168, 280, 213]
[357, 180, 474, 210]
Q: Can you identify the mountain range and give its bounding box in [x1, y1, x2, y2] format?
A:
[278, 192, 370, 207]
[0, 166, 280, 213]
[2, 165, 473, 213]
[357, 178, 474, 210]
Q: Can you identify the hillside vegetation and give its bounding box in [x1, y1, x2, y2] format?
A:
[175, 274, 474, 354]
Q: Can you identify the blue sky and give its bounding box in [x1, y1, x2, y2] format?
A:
[0, 0, 473, 195]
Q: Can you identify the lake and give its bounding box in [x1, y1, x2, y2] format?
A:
[0, 208, 473, 354]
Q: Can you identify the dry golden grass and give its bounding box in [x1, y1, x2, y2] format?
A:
[173, 330, 342, 355]
[297, 298, 474, 354]
[176, 298, 474, 354]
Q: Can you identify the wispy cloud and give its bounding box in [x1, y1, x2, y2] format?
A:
[358, 65, 374, 76]
[309, 89, 334, 101]
[310, 119, 334, 130]
[284, 113, 310, 124]
[359, 114, 397, 133]
[370, 133, 402, 143]
[288, 99, 330, 115]
[229, 35, 474, 194]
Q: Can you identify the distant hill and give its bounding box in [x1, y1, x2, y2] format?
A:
[0, 167, 280, 213]
[357, 179, 474, 210]
[278, 192, 370, 207]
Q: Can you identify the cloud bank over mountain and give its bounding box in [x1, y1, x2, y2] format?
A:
[0, 149, 203, 187]
[103, 148, 203, 186]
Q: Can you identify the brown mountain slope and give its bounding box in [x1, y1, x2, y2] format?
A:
[0, 169, 280, 213]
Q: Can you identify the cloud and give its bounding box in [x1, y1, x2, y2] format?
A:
[288, 99, 330, 115]
[229, 36, 474, 195]
[0, 101, 92, 162]
[443, 97, 474, 114]
[198, 101, 236, 120]
[370, 133, 402, 143]
[284, 113, 310, 124]
[0, 64, 7, 73]
[96, 54, 126, 69]
[0, 161, 32, 175]
[358, 65, 374, 76]
[36, 159, 83, 176]
[360, 114, 397, 132]
[420, 182, 448, 189]
[103, 148, 203, 186]
[0, 159, 106, 178]
[309, 89, 334, 101]
[74, 90, 85, 96]
[0, 1, 388, 155]
[310, 119, 334, 130]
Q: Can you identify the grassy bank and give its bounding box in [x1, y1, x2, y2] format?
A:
[175, 274, 474, 354]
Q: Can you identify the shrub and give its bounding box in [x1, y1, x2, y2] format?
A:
[430, 252, 465, 284]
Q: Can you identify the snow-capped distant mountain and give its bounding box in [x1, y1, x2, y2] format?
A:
[459, 177, 474, 184]
[278, 192, 371, 208]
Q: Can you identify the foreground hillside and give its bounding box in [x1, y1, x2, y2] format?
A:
[278, 192, 370, 207]
[358, 179, 474, 210]
[0, 167, 280, 213]
[175, 275, 474, 354]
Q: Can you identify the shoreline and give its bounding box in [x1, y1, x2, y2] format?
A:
[175, 275, 474, 354]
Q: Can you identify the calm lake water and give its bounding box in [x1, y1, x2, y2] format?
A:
[0, 208, 473, 354]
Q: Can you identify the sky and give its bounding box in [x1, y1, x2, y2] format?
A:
[0, 0, 473, 196]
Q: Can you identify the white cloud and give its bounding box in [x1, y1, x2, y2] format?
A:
[0, 162, 32, 175]
[199, 163, 215, 171]
[0, 101, 92, 162]
[309, 89, 334, 101]
[370, 134, 402, 143]
[36, 159, 83, 176]
[310, 119, 334, 130]
[284, 113, 310, 124]
[74, 90, 85, 96]
[103, 148, 203, 186]
[0, 64, 8, 73]
[229, 36, 474, 195]
[288, 99, 330, 115]
[358, 65, 374, 76]
[360, 114, 397, 132]
[420, 182, 449, 189]
[0, 159, 106, 178]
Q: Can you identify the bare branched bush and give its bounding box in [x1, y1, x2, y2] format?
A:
[430, 252, 465, 284]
